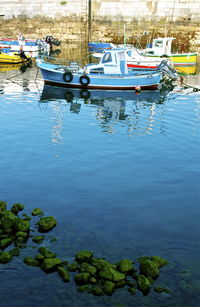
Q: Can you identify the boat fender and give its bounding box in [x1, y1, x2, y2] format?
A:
[79, 75, 90, 86]
[63, 71, 73, 82]
[161, 54, 169, 58]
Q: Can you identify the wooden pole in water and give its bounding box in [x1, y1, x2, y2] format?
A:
[88, 0, 91, 42]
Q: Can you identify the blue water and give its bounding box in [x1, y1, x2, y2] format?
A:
[0, 65, 200, 307]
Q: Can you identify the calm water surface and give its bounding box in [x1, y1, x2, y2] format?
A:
[0, 60, 199, 307]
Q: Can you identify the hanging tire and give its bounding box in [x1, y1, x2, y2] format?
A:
[79, 75, 90, 86]
[63, 71, 73, 82]
[161, 54, 169, 58]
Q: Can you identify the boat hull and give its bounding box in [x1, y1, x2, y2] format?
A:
[0, 53, 23, 64]
[38, 63, 161, 90]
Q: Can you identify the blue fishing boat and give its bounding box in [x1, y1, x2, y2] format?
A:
[88, 42, 114, 53]
[36, 49, 176, 90]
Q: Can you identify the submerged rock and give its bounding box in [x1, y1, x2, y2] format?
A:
[137, 274, 151, 292]
[75, 250, 93, 262]
[38, 247, 57, 258]
[99, 266, 125, 282]
[0, 251, 12, 263]
[11, 203, 24, 215]
[37, 216, 57, 232]
[57, 266, 70, 282]
[41, 258, 62, 272]
[31, 208, 44, 216]
[24, 257, 39, 267]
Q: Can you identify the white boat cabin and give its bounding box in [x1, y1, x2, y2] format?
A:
[86, 49, 129, 75]
[143, 37, 175, 56]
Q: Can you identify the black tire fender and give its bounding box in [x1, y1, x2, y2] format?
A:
[63, 71, 73, 82]
[79, 75, 90, 86]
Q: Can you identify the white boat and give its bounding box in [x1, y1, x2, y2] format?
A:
[91, 45, 173, 71]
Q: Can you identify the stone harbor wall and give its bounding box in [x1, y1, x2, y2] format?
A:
[0, 0, 200, 51]
[0, 0, 200, 22]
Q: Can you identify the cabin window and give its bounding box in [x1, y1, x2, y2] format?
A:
[155, 40, 163, 47]
[102, 52, 112, 63]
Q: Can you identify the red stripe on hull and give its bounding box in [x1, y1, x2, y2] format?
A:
[127, 64, 157, 69]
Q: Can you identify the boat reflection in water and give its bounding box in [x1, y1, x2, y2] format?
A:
[39, 84, 173, 141]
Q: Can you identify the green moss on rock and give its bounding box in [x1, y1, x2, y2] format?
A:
[102, 280, 115, 296]
[116, 259, 135, 274]
[11, 203, 24, 215]
[37, 216, 57, 233]
[57, 266, 70, 282]
[39, 247, 57, 258]
[31, 208, 44, 216]
[24, 257, 39, 267]
[0, 238, 13, 249]
[67, 262, 78, 272]
[99, 266, 125, 282]
[137, 274, 151, 292]
[0, 251, 12, 263]
[32, 236, 44, 244]
[74, 272, 91, 285]
[41, 258, 62, 272]
[75, 250, 93, 262]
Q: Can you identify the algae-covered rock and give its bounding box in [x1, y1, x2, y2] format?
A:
[0, 251, 12, 263]
[92, 286, 104, 296]
[1, 211, 16, 230]
[150, 256, 169, 268]
[128, 287, 137, 295]
[137, 274, 151, 292]
[37, 216, 57, 232]
[138, 257, 160, 279]
[34, 254, 45, 262]
[78, 284, 92, 293]
[41, 258, 62, 272]
[89, 277, 97, 284]
[154, 286, 172, 294]
[102, 280, 115, 296]
[11, 203, 24, 215]
[15, 231, 28, 239]
[79, 262, 97, 275]
[32, 236, 44, 244]
[75, 250, 93, 263]
[99, 266, 125, 282]
[39, 247, 57, 258]
[0, 201, 7, 213]
[67, 262, 78, 272]
[31, 208, 44, 216]
[14, 218, 30, 232]
[57, 266, 70, 282]
[74, 272, 91, 285]
[24, 257, 39, 267]
[0, 237, 13, 249]
[9, 247, 20, 257]
[116, 259, 135, 274]
[91, 258, 111, 270]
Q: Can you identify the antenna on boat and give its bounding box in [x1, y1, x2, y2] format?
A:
[123, 24, 126, 49]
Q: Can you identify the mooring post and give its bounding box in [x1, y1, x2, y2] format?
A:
[88, 0, 91, 42]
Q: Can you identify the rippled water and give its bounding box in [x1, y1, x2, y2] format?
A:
[0, 59, 200, 307]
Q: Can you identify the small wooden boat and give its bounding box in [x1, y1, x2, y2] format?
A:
[36, 49, 177, 91]
[141, 37, 198, 67]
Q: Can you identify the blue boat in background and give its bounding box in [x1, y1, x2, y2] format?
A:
[36, 48, 177, 90]
[88, 42, 114, 53]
